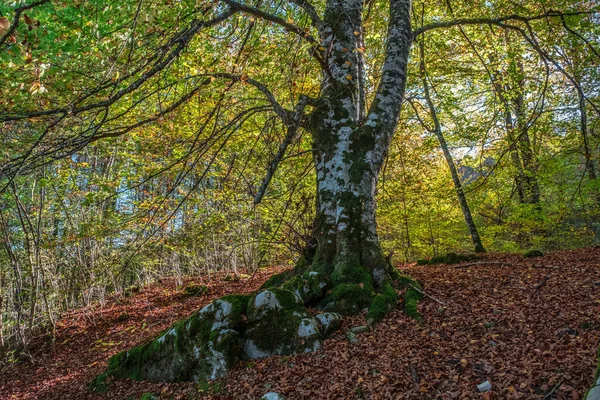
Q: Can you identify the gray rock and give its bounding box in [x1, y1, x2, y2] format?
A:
[346, 331, 359, 344]
[315, 312, 342, 336]
[477, 380, 492, 392]
[281, 271, 329, 305]
[244, 288, 321, 359]
[587, 376, 600, 400]
[350, 326, 368, 335]
[261, 393, 285, 400]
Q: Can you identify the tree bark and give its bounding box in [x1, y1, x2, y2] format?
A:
[302, 0, 412, 289]
[418, 40, 486, 253]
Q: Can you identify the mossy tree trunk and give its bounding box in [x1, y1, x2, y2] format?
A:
[298, 0, 412, 295]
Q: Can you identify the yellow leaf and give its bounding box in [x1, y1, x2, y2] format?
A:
[346, 74, 353, 80]
[345, 61, 352, 66]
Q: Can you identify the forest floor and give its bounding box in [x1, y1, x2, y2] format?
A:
[0, 248, 599, 400]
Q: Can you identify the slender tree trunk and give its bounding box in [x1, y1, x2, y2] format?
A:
[578, 90, 600, 206]
[513, 56, 540, 205]
[418, 40, 486, 253]
[0, 274, 4, 348]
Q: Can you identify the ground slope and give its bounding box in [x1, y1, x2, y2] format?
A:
[0, 248, 599, 399]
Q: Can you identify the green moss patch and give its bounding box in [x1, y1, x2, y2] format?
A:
[523, 249, 544, 258]
[323, 283, 374, 315]
[183, 284, 209, 296]
[281, 271, 329, 305]
[367, 283, 398, 324]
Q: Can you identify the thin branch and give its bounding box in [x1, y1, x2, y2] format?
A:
[222, 0, 318, 44]
[287, 0, 324, 30]
[254, 95, 309, 204]
[413, 10, 598, 38]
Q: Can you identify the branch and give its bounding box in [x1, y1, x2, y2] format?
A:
[287, 0, 324, 31]
[365, 0, 412, 138]
[0, 0, 50, 49]
[222, 0, 318, 44]
[203, 73, 292, 122]
[413, 10, 600, 118]
[413, 10, 598, 37]
[253, 95, 309, 204]
[0, 9, 237, 122]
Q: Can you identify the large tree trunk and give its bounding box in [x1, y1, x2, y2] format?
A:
[301, 0, 412, 289]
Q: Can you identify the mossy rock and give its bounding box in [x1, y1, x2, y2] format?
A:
[523, 249, 544, 258]
[183, 284, 209, 296]
[429, 255, 446, 265]
[260, 269, 297, 290]
[393, 274, 423, 321]
[444, 253, 477, 265]
[100, 295, 248, 382]
[246, 288, 303, 321]
[416, 259, 429, 266]
[314, 312, 343, 336]
[403, 285, 423, 322]
[280, 271, 329, 305]
[243, 288, 321, 358]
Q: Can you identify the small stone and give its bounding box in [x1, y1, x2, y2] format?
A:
[350, 326, 368, 334]
[346, 332, 359, 344]
[261, 392, 285, 400]
[488, 340, 497, 346]
[477, 381, 492, 392]
[315, 312, 342, 336]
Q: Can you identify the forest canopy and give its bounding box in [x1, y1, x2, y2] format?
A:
[0, 0, 599, 353]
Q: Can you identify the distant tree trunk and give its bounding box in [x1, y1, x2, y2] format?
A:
[418, 40, 486, 253]
[513, 55, 540, 205]
[0, 274, 4, 348]
[504, 108, 528, 204]
[577, 90, 600, 206]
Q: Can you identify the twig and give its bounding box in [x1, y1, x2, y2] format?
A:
[454, 261, 562, 269]
[533, 275, 550, 296]
[454, 261, 513, 268]
[544, 376, 564, 399]
[409, 284, 447, 305]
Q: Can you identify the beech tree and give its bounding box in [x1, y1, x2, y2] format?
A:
[1, 0, 599, 383]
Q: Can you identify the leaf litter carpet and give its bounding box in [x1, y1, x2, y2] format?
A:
[0, 248, 598, 399]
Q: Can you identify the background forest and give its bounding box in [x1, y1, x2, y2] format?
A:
[0, 0, 598, 357]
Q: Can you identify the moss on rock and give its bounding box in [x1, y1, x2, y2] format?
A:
[244, 288, 321, 358]
[322, 283, 374, 315]
[429, 255, 446, 265]
[280, 271, 329, 305]
[100, 296, 246, 383]
[524, 249, 544, 258]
